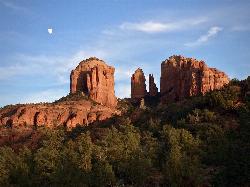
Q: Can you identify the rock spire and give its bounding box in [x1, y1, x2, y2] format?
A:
[131, 68, 147, 99]
[149, 74, 158, 96]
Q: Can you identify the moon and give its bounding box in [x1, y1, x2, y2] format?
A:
[48, 28, 53, 34]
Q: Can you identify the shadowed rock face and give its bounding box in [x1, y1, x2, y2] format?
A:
[131, 68, 147, 99]
[160, 55, 229, 102]
[70, 57, 117, 108]
[149, 74, 158, 96]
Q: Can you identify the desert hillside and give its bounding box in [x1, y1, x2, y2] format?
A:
[0, 56, 249, 186]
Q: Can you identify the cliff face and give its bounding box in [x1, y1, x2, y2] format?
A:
[0, 55, 230, 129]
[0, 57, 119, 129]
[131, 68, 147, 99]
[130, 55, 229, 102]
[70, 57, 117, 108]
[160, 55, 229, 102]
[0, 99, 119, 129]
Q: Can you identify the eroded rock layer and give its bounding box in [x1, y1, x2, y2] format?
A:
[0, 57, 120, 129]
[131, 68, 147, 99]
[70, 57, 117, 107]
[160, 55, 229, 102]
[0, 100, 119, 129]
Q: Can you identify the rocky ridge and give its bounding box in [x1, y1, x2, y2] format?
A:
[0, 55, 230, 129]
[0, 98, 118, 129]
[131, 55, 229, 102]
[0, 57, 119, 129]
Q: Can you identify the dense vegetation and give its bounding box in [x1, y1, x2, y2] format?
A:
[0, 77, 250, 186]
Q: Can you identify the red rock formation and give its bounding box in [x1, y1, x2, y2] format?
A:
[131, 68, 147, 99]
[70, 57, 117, 108]
[0, 57, 120, 129]
[160, 55, 229, 102]
[0, 99, 120, 129]
[149, 74, 158, 96]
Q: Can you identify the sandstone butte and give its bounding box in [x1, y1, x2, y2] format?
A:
[70, 57, 117, 108]
[131, 55, 229, 102]
[0, 57, 119, 129]
[160, 55, 230, 102]
[0, 55, 230, 129]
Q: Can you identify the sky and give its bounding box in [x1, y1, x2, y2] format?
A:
[0, 0, 250, 107]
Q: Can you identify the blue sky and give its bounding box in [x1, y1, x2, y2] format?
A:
[0, 0, 250, 107]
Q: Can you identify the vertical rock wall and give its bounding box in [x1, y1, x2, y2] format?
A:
[70, 57, 117, 107]
[131, 68, 147, 99]
[160, 55, 229, 102]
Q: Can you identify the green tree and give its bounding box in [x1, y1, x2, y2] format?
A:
[162, 125, 202, 186]
[215, 106, 250, 186]
[90, 160, 116, 187]
[33, 129, 65, 185]
[100, 124, 152, 185]
[0, 146, 31, 186]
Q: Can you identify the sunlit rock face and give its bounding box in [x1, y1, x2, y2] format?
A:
[0, 100, 119, 129]
[131, 68, 147, 99]
[0, 57, 120, 129]
[70, 57, 117, 108]
[160, 55, 229, 102]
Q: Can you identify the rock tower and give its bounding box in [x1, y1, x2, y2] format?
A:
[131, 68, 147, 99]
[70, 57, 117, 107]
[0, 57, 119, 129]
[160, 55, 229, 102]
[149, 74, 158, 96]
